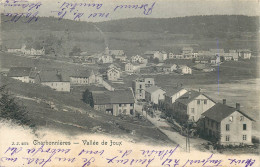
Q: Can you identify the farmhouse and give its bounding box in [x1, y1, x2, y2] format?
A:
[173, 90, 215, 122]
[70, 70, 101, 85]
[164, 87, 187, 104]
[145, 85, 166, 104]
[92, 89, 135, 116]
[8, 67, 33, 83]
[39, 70, 70, 92]
[238, 49, 251, 59]
[202, 100, 254, 145]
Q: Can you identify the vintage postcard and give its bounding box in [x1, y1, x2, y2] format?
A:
[0, 0, 259, 166]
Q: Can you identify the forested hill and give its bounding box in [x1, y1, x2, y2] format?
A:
[2, 15, 258, 36]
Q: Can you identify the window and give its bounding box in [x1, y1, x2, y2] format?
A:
[240, 116, 244, 121]
[204, 100, 207, 104]
[197, 100, 200, 104]
[119, 104, 122, 107]
[211, 121, 214, 128]
[226, 124, 230, 131]
[130, 103, 133, 106]
[229, 116, 233, 122]
[139, 85, 142, 89]
[243, 135, 247, 141]
[139, 90, 142, 93]
[191, 108, 195, 113]
[243, 124, 247, 130]
[226, 135, 230, 141]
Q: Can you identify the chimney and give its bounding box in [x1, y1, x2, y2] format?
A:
[223, 99, 226, 105]
[236, 103, 240, 110]
[188, 91, 191, 99]
[199, 88, 201, 92]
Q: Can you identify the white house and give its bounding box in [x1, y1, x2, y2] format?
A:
[70, 70, 101, 85]
[100, 55, 113, 64]
[154, 51, 167, 62]
[164, 88, 188, 104]
[107, 67, 121, 81]
[125, 62, 134, 73]
[238, 49, 251, 59]
[178, 65, 192, 74]
[131, 55, 146, 64]
[145, 85, 166, 104]
[173, 90, 216, 122]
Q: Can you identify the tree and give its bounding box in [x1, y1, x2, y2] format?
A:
[0, 85, 33, 127]
[82, 89, 94, 107]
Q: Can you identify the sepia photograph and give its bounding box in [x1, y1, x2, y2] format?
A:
[0, 0, 259, 166]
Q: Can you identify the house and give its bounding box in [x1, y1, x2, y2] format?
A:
[145, 85, 166, 104]
[109, 50, 125, 56]
[164, 87, 187, 104]
[193, 64, 215, 72]
[92, 89, 135, 116]
[177, 65, 192, 74]
[107, 67, 121, 81]
[132, 78, 155, 100]
[125, 62, 134, 73]
[100, 55, 113, 64]
[182, 47, 193, 59]
[194, 57, 210, 64]
[7, 45, 22, 53]
[202, 100, 254, 145]
[70, 70, 101, 85]
[131, 55, 146, 64]
[221, 53, 238, 61]
[39, 70, 70, 92]
[144, 51, 159, 59]
[8, 67, 32, 83]
[168, 53, 185, 59]
[154, 51, 167, 62]
[173, 90, 216, 122]
[238, 49, 251, 59]
[21, 44, 45, 55]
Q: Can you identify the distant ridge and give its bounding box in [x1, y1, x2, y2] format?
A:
[2, 15, 258, 37]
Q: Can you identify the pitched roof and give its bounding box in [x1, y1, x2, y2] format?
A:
[202, 103, 254, 122]
[164, 87, 186, 97]
[8, 67, 32, 77]
[70, 70, 92, 78]
[39, 70, 69, 82]
[145, 85, 165, 94]
[144, 51, 159, 55]
[109, 89, 135, 104]
[92, 92, 111, 105]
[176, 90, 215, 105]
[92, 89, 135, 105]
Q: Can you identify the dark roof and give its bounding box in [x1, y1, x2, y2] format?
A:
[202, 103, 254, 122]
[92, 92, 111, 105]
[39, 70, 69, 82]
[8, 67, 32, 77]
[92, 89, 134, 105]
[70, 70, 92, 78]
[176, 90, 215, 105]
[164, 87, 186, 97]
[109, 89, 135, 104]
[29, 71, 39, 79]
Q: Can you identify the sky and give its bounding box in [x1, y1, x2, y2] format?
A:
[1, 0, 260, 22]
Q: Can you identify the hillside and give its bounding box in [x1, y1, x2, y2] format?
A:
[2, 15, 258, 38]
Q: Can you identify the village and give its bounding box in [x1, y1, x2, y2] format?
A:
[1, 42, 257, 152]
